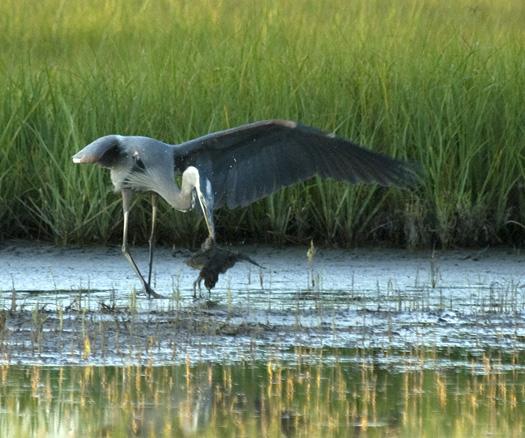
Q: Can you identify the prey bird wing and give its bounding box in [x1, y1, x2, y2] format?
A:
[176, 120, 418, 209]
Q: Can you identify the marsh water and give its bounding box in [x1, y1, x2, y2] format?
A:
[1, 243, 524, 436]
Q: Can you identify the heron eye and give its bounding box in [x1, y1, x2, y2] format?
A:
[97, 143, 122, 167]
[132, 153, 146, 171]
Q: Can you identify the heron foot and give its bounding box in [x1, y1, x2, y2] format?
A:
[144, 283, 165, 299]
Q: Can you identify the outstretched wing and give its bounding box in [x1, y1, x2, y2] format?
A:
[175, 120, 418, 209]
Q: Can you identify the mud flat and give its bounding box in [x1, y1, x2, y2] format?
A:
[0, 242, 523, 367]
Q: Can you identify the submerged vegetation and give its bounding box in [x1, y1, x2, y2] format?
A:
[0, 0, 524, 247]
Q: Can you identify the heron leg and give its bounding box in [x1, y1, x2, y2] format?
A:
[147, 193, 157, 287]
[121, 189, 162, 299]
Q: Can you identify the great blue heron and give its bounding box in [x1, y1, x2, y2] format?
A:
[73, 119, 417, 297]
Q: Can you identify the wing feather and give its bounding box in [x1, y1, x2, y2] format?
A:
[175, 120, 418, 209]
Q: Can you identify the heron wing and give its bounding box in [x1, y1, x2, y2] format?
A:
[176, 120, 418, 209]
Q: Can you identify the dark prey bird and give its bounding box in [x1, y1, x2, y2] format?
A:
[72, 120, 417, 297]
[186, 246, 264, 297]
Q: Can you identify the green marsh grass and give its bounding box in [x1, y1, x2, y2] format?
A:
[0, 0, 524, 246]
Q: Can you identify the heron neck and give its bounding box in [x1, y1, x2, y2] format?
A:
[155, 176, 192, 211]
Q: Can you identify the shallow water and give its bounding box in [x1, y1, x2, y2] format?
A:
[1, 362, 524, 437]
[1, 243, 524, 366]
[0, 243, 524, 436]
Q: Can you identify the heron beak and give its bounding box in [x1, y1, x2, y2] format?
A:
[196, 189, 214, 238]
[72, 152, 95, 164]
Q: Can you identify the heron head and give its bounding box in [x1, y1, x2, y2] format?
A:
[72, 135, 124, 168]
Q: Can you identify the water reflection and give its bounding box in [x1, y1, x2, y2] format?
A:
[0, 359, 523, 437]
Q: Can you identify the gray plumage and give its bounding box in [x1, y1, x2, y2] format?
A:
[73, 119, 418, 297]
[176, 120, 416, 208]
